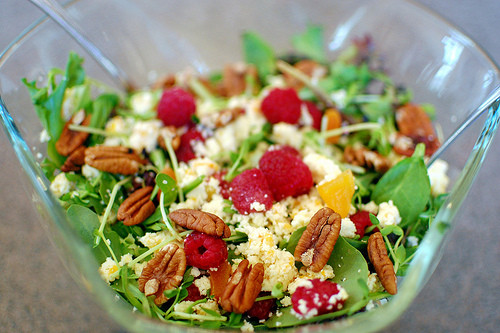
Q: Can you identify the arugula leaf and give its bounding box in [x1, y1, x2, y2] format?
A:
[371, 144, 431, 227]
[242, 31, 276, 81]
[292, 24, 326, 63]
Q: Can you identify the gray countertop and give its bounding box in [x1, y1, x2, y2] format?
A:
[1, 1, 499, 332]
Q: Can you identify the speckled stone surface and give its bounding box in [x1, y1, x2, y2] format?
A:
[1, 1, 499, 332]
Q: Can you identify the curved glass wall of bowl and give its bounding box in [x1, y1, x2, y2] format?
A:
[1, 0, 500, 332]
[27, 0, 131, 91]
[427, 85, 500, 166]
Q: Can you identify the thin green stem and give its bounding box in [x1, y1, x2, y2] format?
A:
[162, 132, 184, 202]
[321, 122, 381, 139]
[68, 124, 127, 137]
[170, 312, 227, 322]
[159, 191, 182, 241]
[95, 177, 131, 263]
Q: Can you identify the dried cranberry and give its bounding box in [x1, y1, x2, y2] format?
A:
[350, 211, 373, 238]
[213, 170, 231, 199]
[184, 282, 204, 302]
[175, 128, 204, 163]
[184, 231, 228, 270]
[245, 292, 276, 320]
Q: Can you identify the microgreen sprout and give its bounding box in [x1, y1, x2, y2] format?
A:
[68, 124, 128, 137]
[95, 176, 131, 263]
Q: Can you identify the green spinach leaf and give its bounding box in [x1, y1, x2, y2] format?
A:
[242, 31, 276, 81]
[292, 24, 326, 63]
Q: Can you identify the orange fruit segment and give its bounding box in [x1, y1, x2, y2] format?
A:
[324, 108, 342, 144]
[317, 170, 355, 218]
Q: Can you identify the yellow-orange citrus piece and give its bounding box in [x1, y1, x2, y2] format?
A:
[324, 108, 342, 144]
[317, 170, 355, 218]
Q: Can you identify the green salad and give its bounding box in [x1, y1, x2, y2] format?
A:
[24, 25, 449, 330]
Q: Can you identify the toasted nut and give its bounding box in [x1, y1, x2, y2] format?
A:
[55, 112, 91, 156]
[367, 232, 397, 295]
[344, 145, 391, 173]
[220, 259, 264, 313]
[199, 107, 244, 129]
[117, 186, 156, 226]
[395, 103, 440, 156]
[222, 62, 259, 97]
[169, 209, 231, 238]
[84, 146, 146, 175]
[294, 207, 341, 272]
[283, 59, 327, 91]
[209, 260, 232, 301]
[138, 243, 187, 305]
[60, 145, 86, 172]
[158, 126, 181, 151]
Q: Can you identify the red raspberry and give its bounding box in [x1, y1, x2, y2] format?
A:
[350, 211, 373, 238]
[245, 292, 276, 320]
[157, 87, 196, 127]
[230, 168, 273, 215]
[184, 282, 204, 302]
[184, 231, 228, 270]
[303, 101, 322, 130]
[261, 88, 302, 124]
[276, 145, 300, 157]
[175, 128, 204, 163]
[258, 148, 313, 201]
[213, 170, 231, 199]
[291, 279, 347, 319]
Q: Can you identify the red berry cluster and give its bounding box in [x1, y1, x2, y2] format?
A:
[291, 279, 346, 319]
[157, 87, 196, 127]
[349, 210, 373, 238]
[183, 231, 228, 270]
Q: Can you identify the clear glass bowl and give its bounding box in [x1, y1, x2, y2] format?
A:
[1, 0, 499, 332]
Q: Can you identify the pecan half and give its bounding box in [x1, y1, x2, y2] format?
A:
[199, 107, 244, 129]
[117, 186, 156, 226]
[209, 260, 232, 301]
[344, 145, 391, 173]
[294, 207, 341, 272]
[222, 63, 259, 97]
[84, 146, 146, 175]
[158, 126, 181, 151]
[55, 111, 91, 156]
[395, 103, 440, 156]
[283, 59, 327, 91]
[60, 145, 86, 172]
[169, 209, 231, 238]
[220, 259, 264, 313]
[367, 232, 397, 295]
[138, 243, 186, 305]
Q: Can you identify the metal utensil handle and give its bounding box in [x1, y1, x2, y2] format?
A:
[427, 84, 500, 167]
[28, 0, 131, 91]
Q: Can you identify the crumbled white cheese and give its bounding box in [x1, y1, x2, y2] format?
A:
[271, 123, 303, 149]
[330, 89, 347, 109]
[39, 129, 50, 143]
[99, 257, 119, 283]
[129, 120, 163, 153]
[288, 265, 334, 294]
[235, 226, 298, 291]
[193, 276, 211, 296]
[361, 201, 379, 215]
[190, 267, 201, 278]
[367, 273, 384, 293]
[303, 150, 342, 184]
[240, 320, 255, 332]
[407, 236, 419, 247]
[377, 200, 401, 227]
[129, 91, 156, 114]
[50, 173, 71, 197]
[340, 217, 357, 238]
[250, 201, 267, 212]
[428, 159, 450, 196]
[119, 253, 133, 266]
[81, 164, 100, 179]
[139, 230, 171, 249]
[281, 296, 292, 307]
